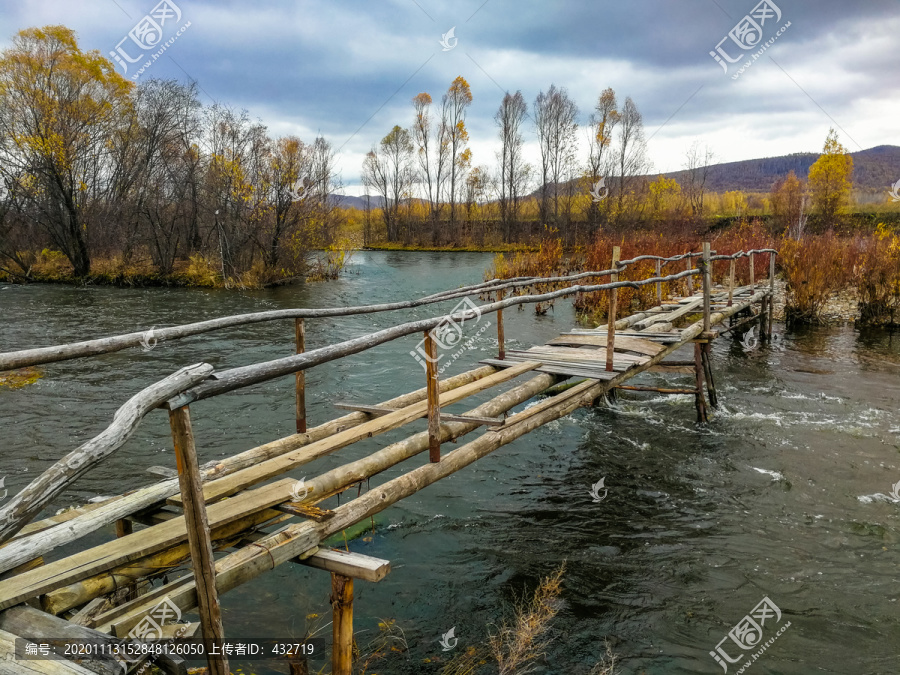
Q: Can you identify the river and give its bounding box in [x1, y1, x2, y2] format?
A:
[1, 251, 898, 674]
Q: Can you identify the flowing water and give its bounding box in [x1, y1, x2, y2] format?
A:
[1, 251, 899, 674]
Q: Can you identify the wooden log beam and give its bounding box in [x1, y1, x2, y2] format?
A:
[0, 364, 214, 546]
[693, 343, 708, 423]
[605, 246, 621, 372]
[728, 258, 736, 306]
[616, 385, 699, 394]
[496, 288, 506, 360]
[168, 407, 228, 675]
[702, 243, 712, 333]
[180, 361, 540, 506]
[332, 403, 504, 427]
[330, 574, 353, 675]
[424, 331, 441, 463]
[295, 318, 307, 434]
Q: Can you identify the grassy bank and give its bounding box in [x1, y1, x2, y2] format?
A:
[0, 245, 354, 290]
[482, 221, 900, 326]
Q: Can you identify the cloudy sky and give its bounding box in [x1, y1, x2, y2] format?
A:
[1, 0, 898, 195]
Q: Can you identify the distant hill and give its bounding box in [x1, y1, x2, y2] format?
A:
[337, 145, 900, 210]
[332, 194, 383, 210]
[662, 145, 900, 193]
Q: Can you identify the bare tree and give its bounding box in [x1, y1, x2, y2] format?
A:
[362, 125, 414, 242]
[495, 91, 530, 243]
[684, 141, 715, 218]
[411, 92, 448, 243]
[614, 96, 649, 225]
[533, 85, 579, 231]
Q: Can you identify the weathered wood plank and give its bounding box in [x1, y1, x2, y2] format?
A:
[0, 606, 127, 675]
[302, 549, 390, 583]
[333, 403, 504, 427]
[0, 628, 95, 675]
[545, 334, 664, 356]
[0, 479, 297, 611]
[179, 361, 540, 506]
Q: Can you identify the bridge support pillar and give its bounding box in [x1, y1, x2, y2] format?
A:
[693, 343, 709, 423]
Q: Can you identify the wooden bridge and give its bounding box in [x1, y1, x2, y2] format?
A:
[0, 245, 777, 674]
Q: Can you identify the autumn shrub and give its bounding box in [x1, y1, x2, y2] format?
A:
[854, 224, 900, 324]
[31, 248, 73, 281]
[175, 254, 221, 288]
[779, 233, 860, 323]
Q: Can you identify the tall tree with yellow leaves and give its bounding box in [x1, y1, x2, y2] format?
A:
[0, 26, 132, 276]
[441, 76, 473, 231]
[807, 128, 853, 229]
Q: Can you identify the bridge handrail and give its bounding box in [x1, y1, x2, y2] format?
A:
[0, 249, 775, 372]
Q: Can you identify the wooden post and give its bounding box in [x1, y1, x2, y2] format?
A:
[701, 243, 711, 333]
[114, 519, 132, 538]
[655, 259, 662, 304]
[424, 331, 441, 463]
[693, 343, 708, 423]
[168, 406, 229, 675]
[605, 246, 621, 372]
[331, 573, 354, 675]
[686, 256, 694, 296]
[727, 258, 736, 307]
[295, 318, 307, 434]
[749, 253, 755, 287]
[768, 252, 776, 340]
[497, 288, 506, 360]
[700, 342, 718, 408]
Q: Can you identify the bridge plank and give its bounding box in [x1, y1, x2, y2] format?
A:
[545, 334, 664, 356]
[174, 361, 541, 506]
[0, 479, 296, 612]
